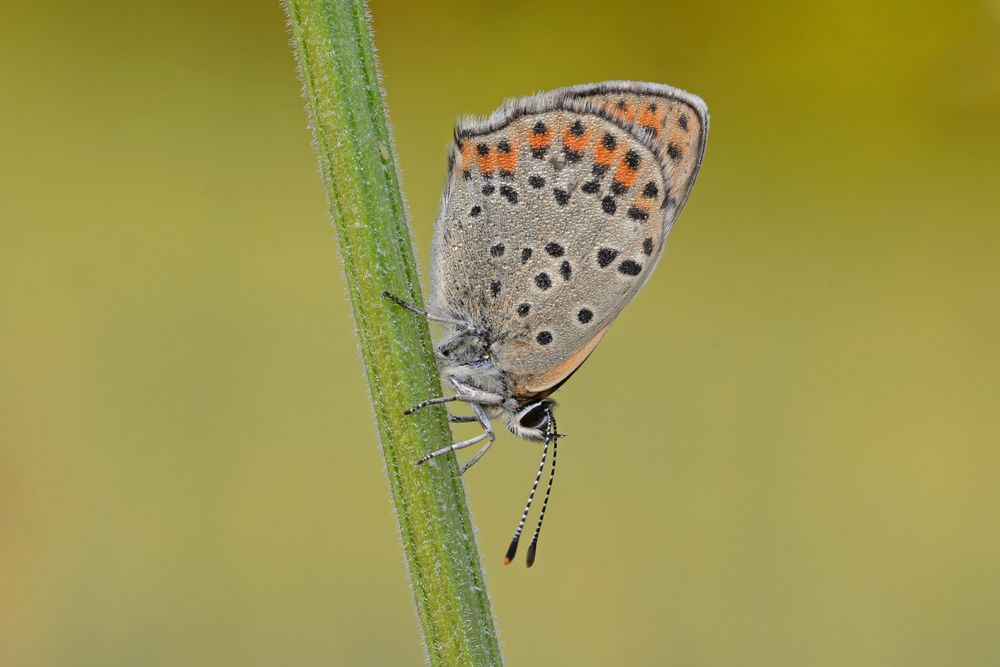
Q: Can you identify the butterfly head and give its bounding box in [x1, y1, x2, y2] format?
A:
[505, 399, 558, 441]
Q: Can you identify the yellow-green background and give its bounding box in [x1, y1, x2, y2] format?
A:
[2, 1, 998, 664]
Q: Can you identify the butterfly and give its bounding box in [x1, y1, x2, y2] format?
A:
[385, 81, 708, 565]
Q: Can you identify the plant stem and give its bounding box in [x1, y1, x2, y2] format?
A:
[282, 1, 502, 665]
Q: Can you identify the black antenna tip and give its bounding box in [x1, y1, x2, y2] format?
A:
[504, 537, 520, 565]
[525, 540, 538, 568]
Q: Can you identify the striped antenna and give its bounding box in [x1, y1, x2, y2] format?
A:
[526, 408, 558, 567]
[503, 424, 551, 565]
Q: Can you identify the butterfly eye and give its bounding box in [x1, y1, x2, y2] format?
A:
[517, 402, 549, 430]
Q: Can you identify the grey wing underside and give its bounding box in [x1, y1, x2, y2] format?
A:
[429, 82, 708, 396]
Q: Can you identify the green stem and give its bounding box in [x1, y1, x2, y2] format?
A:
[282, 1, 502, 665]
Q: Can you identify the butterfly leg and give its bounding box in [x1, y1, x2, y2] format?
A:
[417, 430, 491, 466]
[448, 413, 479, 423]
[457, 404, 495, 475]
[404, 394, 502, 415]
[382, 291, 483, 333]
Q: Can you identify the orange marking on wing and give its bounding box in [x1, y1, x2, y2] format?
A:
[476, 147, 496, 174]
[610, 101, 635, 123]
[460, 142, 472, 172]
[515, 325, 611, 397]
[562, 129, 590, 152]
[614, 157, 638, 188]
[497, 143, 518, 173]
[630, 201, 651, 217]
[667, 124, 686, 163]
[638, 106, 659, 130]
[527, 130, 553, 150]
[594, 143, 617, 167]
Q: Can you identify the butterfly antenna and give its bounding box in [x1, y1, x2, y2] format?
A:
[504, 429, 550, 565]
[526, 409, 558, 567]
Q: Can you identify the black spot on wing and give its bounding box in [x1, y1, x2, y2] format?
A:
[597, 248, 619, 267]
[618, 260, 642, 276]
[627, 207, 649, 221]
[563, 146, 583, 163]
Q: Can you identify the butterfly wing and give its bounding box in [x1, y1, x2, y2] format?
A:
[429, 83, 708, 398]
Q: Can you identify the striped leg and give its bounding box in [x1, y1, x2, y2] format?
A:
[404, 394, 502, 416]
[458, 404, 495, 475]
[448, 414, 478, 423]
[382, 291, 484, 335]
[416, 430, 491, 466]
[416, 404, 496, 472]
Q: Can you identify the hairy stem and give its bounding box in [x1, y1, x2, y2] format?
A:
[282, 1, 502, 664]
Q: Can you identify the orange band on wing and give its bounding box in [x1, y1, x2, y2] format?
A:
[638, 105, 665, 134]
[629, 203, 651, 218]
[527, 130, 552, 150]
[497, 143, 518, 173]
[562, 129, 590, 152]
[610, 100, 635, 123]
[459, 141, 472, 172]
[514, 325, 610, 397]
[614, 158, 638, 188]
[475, 144, 496, 174]
[594, 143, 617, 167]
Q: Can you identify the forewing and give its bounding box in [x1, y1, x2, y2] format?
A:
[430, 85, 706, 397]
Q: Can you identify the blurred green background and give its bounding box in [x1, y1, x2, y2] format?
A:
[2, 1, 999, 664]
